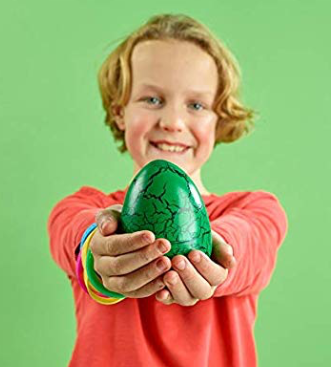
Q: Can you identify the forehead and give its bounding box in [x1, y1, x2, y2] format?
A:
[130, 40, 218, 95]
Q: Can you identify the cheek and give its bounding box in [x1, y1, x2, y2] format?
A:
[194, 122, 216, 149]
[125, 112, 148, 138]
[124, 110, 154, 154]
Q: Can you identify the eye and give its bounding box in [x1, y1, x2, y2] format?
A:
[189, 102, 205, 111]
[143, 96, 162, 106]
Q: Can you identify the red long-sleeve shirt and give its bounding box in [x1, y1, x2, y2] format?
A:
[47, 186, 288, 367]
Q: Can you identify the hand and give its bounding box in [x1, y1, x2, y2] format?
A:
[155, 230, 236, 306]
[89, 205, 172, 298]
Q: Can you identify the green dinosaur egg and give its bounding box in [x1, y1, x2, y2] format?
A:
[120, 159, 212, 258]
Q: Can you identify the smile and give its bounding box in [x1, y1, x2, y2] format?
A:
[150, 142, 190, 153]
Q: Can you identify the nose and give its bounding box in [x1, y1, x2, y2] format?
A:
[159, 105, 186, 132]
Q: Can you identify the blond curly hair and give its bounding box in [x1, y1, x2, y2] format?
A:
[97, 13, 257, 153]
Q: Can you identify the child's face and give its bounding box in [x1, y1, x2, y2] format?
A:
[115, 39, 219, 177]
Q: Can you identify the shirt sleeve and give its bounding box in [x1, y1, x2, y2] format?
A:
[47, 186, 111, 278]
[210, 191, 289, 297]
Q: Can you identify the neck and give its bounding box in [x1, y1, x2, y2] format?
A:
[190, 169, 211, 196]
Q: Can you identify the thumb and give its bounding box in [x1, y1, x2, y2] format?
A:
[96, 204, 122, 236]
[211, 230, 236, 269]
[99, 217, 118, 236]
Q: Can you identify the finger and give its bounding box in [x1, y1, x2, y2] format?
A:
[155, 289, 174, 305]
[163, 270, 199, 306]
[103, 255, 172, 294]
[96, 204, 122, 236]
[90, 230, 155, 256]
[188, 251, 228, 288]
[95, 238, 171, 276]
[171, 255, 217, 300]
[125, 276, 167, 299]
[211, 231, 236, 269]
[98, 216, 118, 237]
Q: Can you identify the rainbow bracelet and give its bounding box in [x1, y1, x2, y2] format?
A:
[80, 226, 125, 304]
[75, 223, 97, 295]
[83, 228, 125, 299]
[80, 229, 109, 298]
[80, 232, 123, 305]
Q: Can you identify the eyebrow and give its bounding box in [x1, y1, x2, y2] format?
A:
[139, 83, 214, 98]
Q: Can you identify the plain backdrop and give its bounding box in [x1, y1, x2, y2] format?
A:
[0, 0, 330, 366]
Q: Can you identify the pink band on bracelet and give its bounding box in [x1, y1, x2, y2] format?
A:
[76, 250, 88, 294]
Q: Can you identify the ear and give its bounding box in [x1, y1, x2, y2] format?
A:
[111, 104, 125, 131]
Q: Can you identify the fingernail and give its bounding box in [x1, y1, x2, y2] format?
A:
[143, 233, 153, 244]
[226, 244, 234, 256]
[156, 259, 167, 271]
[101, 220, 108, 231]
[230, 256, 236, 268]
[175, 259, 186, 270]
[160, 291, 169, 300]
[157, 241, 169, 254]
[101, 218, 112, 232]
[191, 253, 201, 263]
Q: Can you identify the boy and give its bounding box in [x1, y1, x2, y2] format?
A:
[48, 14, 288, 367]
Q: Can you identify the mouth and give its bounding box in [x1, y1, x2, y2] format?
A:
[149, 141, 191, 154]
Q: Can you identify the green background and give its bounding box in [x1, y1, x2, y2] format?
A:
[1, 0, 330, 366]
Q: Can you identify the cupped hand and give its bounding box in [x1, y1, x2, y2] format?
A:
[155, 230, 236, 306]
[89, 205, 172, 298]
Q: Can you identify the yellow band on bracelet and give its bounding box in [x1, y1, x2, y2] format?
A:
[84, 271, 124, 305]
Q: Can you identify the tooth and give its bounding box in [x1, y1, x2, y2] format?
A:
[154, 143, 186, 152]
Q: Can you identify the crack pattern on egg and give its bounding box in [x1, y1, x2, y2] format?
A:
[120, 159, 212, 258]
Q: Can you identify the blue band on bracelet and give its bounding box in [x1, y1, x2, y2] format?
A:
[80, 223, 97, 250]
